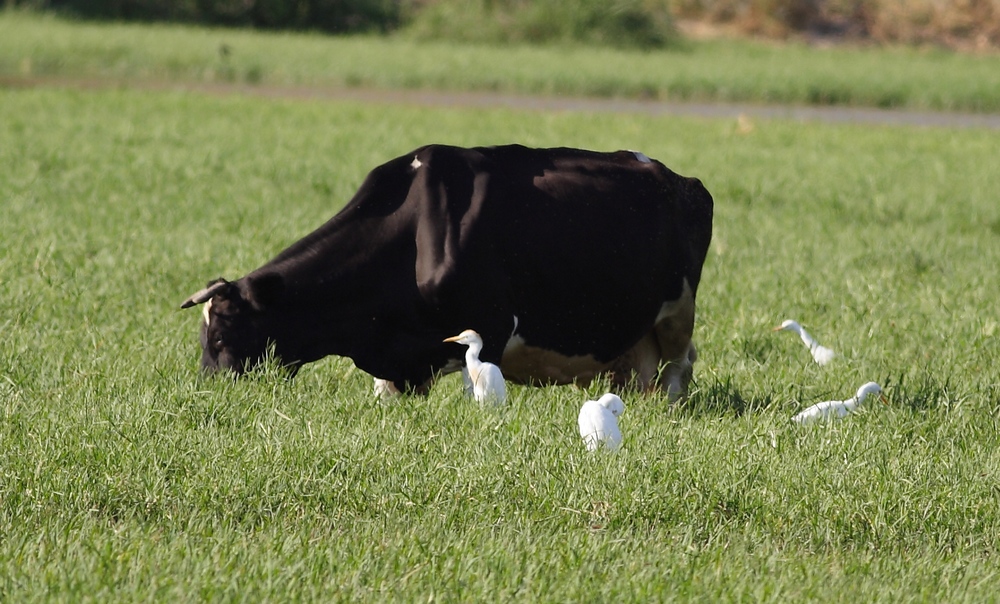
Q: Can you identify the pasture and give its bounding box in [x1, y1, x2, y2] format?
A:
[3, 11, 1000, 112]
[2, 75, 1000, 599]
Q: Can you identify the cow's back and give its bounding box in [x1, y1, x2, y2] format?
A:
[455, 145, 712, 362]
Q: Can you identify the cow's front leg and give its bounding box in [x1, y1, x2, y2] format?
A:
[372, 376, 436, 398]
[373, 377, 402, 398]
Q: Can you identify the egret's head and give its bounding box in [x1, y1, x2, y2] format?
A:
[858, 382, 888, 404]
[597, 393, 626, 417]
[773, 319, 801, 333]
[443, 329, 483, 348]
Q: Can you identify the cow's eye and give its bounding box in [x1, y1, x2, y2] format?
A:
[212, 336, 224, 350]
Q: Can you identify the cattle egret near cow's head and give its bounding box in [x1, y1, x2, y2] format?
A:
[579, 393, 626, 451]
[774, 319, 836, 365]
[792, 381, 887, 424]
[443, 329, 507, 405]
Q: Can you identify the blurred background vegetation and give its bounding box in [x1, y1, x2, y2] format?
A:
[405, 0, 678, 49]
[674, 0, 1000, 49]
[5, 0, 999, 50]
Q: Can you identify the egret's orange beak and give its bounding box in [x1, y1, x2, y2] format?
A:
[771, 325, 784, 332]
[443, 334, 462, 343]
[879, 393, 889, 405]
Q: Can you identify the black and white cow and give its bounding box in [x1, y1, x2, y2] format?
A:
[181, 144, 713, 399]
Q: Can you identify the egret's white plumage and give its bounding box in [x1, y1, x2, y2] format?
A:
[774, 319, 835, 365]
[461, 367, 474, 397]
[443, 329, 507, 405]
[578, 393, 626, 451]
[792, 381, 886, 424]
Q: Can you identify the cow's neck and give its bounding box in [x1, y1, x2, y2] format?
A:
[267, 209, 412, 286]
[251, 219, 415, 370]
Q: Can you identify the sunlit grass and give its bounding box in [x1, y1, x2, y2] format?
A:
[1, 86, 999, 600]
[2, 10, 1000, 111]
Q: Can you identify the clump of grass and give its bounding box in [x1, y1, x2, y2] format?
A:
[405, 0, 678, 49]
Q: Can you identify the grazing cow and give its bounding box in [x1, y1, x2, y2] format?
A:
[181, 144, 713, 399]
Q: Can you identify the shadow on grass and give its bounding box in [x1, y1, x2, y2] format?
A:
[882, 371, 955, 412]
[676, 375, 775, 418]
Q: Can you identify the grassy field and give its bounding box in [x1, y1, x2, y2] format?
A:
[2, 75, 999, 600]
[3, 10, 1000, 112]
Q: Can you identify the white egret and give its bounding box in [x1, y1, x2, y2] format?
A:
[792, 381, 887, 424]
[443, 329, 507, 405]
[579, 393, 626, 451]
[773, 319, 836, 365]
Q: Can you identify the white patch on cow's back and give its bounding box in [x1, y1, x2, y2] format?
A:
[631, 150, 652, 163]
[410, 156, 423, 170]
[202, 298, 213, 326]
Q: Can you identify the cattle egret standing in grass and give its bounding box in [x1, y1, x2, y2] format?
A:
[792, 382, 886, 424]
[443, 330, 507, 405]
[579, 393, 626, 451]
[774, 319, 836, 365]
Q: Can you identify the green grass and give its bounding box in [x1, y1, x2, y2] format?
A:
[405, 0, 678, 49]
[2, 10, 1000, 112]
[2, 83, 1000, 600]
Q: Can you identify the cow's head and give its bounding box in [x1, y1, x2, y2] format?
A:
[180, 274, 293, 376]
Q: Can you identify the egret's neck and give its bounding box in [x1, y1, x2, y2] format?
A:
[797, 328, 819, 350]
[854, 390, 874, 406]
[465, 342, 484, 372]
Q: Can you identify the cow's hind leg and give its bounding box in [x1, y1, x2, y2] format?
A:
[654, 280, 697, 402]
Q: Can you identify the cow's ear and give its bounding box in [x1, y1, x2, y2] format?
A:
[245, 272, 284, 310]
[180, 278, 230, 309]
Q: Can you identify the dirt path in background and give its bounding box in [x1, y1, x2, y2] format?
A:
[5, 75, 1000, 130]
